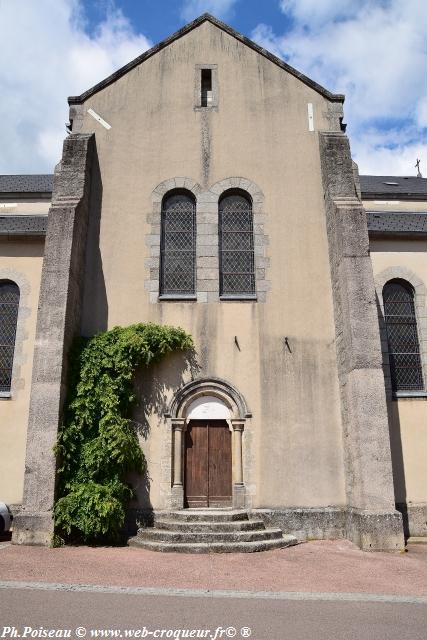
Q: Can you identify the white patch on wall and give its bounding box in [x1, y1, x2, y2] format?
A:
[307, 103, 314, 131]
[0, 203, 17, 209]
[186, 395, 231, 421]
[87, 108, 111, 130]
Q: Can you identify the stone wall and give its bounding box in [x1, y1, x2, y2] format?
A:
[12, 133, 97, 546]
[319, 131, 404, 550]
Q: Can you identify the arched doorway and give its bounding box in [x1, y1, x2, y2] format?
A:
[185, 396, 232, 507]
[166, 378, 251, 509]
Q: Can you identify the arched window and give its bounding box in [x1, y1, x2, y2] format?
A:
[160, 190, 196, 297]
[383, 279, 424, 391]
[219, 190, 255, 296]
[0, 280, 20, 393]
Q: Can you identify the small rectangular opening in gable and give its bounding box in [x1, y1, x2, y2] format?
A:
[201, 69, 213, 107]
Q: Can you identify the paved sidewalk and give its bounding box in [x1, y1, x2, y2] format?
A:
[0, 539, 426, 596]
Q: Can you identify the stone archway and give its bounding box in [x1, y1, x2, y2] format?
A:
[166, 378, 251, 509]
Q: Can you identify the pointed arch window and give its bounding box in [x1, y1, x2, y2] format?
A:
[383, 279, 424, 391]
[0, 280, 20, 393]
[160, 190, 196, 297]
[219, 190, 255, 297]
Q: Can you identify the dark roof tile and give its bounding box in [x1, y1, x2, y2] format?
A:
[0, 215, 48, 236]
[367, 211, 427, 235]
[361, 175, 427, 198]
[0, 175, 53, 193]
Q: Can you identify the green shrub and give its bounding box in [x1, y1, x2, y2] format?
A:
[53, 323, 192, 544]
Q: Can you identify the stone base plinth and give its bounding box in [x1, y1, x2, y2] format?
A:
[232, 484, 246, 509]
[12, 512, 54, 546]
[397, 502, 427, 538]
[170, 485, 184, 509]
[253, 506, 405, 552]
[347, 508, 405, 551]
[254, 507, 347, 542]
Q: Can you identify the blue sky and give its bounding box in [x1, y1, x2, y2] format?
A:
[0, 0, 426, 175]
[81, 0, 292, 44]
[84, 0, 290, 42]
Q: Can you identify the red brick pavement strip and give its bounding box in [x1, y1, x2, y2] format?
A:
[0, 540, 426, 596]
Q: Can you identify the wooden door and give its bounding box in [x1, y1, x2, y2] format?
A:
[184, 420, 232, 508]
[184, 420, 208, 508]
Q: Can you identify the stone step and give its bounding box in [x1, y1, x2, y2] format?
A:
[139, 527, 284, 544]
[165, 509, 249, 522]
[154, 518, 265, 532]
[129, 535, 298, 554]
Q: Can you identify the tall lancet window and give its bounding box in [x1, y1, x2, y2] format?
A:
[160, 190, 196, 297]
[219, 191, 255, 297]
[0, 280, 20, 393]
[383, 279, 424, 392]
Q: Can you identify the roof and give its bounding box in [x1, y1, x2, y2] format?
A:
[360, 175, 427, 200]
[0, 215, 48, 236]
[0, 175, 54, 193]
[367, 211, 427, 235]
[1, 173, 426, 201]
[68, 14, 345, 106]
[4, 211, 427, 239]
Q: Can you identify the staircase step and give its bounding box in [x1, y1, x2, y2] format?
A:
[154, 518, 264, 532]
[132, 509, 298, 553]
[129, 535, 298, 553]
[139, 527, 284, 544]
[166, 509, 249, 522]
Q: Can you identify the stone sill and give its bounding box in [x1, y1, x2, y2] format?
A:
[393, 391, 427, 400]
[158, 295, 197, 302]
[220, 295, 257, 302]
[194, 106, 218, 112]
[0, 392, 12, 400]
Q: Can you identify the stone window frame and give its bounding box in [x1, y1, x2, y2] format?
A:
[0, 268, 31, 399]
[146, 177, 270, 303]
[218, 188, 256, 300]
[158, 189, 197, 300]
[194, 64, 219, 111]
[375, 266, 427, 399]
[146, 178, 201, 303]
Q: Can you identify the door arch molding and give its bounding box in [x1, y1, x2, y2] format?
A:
[166, 377, 251, 421]
[166, 378, 250, 509]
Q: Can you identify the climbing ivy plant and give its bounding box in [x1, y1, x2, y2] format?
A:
[53, 323, 193, 545]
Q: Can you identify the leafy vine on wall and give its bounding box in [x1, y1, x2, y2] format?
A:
[53, 323, 193, 545]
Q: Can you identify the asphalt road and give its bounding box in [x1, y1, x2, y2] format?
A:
[0, 586, 426, 640]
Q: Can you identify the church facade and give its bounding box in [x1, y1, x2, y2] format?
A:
[1, 14, 426, 550]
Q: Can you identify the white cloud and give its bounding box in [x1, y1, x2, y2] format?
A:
[279, 0, 373, 27]
[253, 0, 427, 175]
[180, 0, 237, 22]
[351, 136, 427, 176]
[0, 0, 151, 173]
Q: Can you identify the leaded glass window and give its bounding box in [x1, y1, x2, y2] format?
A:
[383, 279, 424, 392]
[160, 191, 196, 296]
[0, 280, 20, 393]
[219, 191, 255, 296]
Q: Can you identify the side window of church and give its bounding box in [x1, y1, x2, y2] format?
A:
[219, 190, 255, 297]
[159, 190, 196, 297]
[383, 279, 424, 392]
[0, 280, 20, 394]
